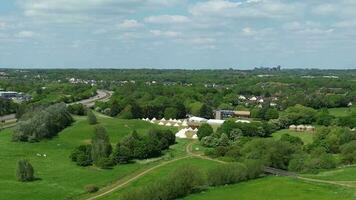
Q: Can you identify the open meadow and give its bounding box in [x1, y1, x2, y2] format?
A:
[183, 176, 356, 200]
[0, 115, 177, 200]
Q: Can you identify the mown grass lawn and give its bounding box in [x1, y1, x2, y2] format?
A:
[328, 106, 356, 117]
[302, 166, 356, 181]
[272, 129, 314, 144]
[99, 157, 222, 200]
[183, 176, 356, 200]
[0, 115, 176, 200]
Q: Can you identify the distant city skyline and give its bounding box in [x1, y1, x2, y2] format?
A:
[0, 0, 356, 69]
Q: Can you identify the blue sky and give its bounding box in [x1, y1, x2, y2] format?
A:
[0, 0, 355, 69]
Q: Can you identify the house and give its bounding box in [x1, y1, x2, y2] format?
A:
[215, 110, 235, 119]
[0, 91, 18, 99]
[188, 117, 208, 123]
[234, 111, 251, 118]
[207, 119, 225, 125]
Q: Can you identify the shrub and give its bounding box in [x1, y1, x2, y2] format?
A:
[16, 159, 35, 182]
[68, 103, 86, 116]
[85, 184, 99, 193]
[70, 145, 93, 166]
[340, 141, 356, 164]
[207, 163, 248, 186]
[197, 123, 213, 140]
[91, 125, 112, 167]
[13, 103, 73, 142]
[87, 110, 98, 125]
[121, 165, 205, 200]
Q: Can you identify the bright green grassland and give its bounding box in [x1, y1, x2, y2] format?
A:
[0, 116, 175, 200]
[328, 106, 356, 117]
[183, 176, 356, 200]
[302, 166, 356, 182]
[272, 129, 314, 144]
[99, 157, 222, 200]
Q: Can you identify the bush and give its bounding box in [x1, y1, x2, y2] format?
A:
[70, 145, 93, 166]
[16, 159, 35, 182]
[13, 103, 73, 142]
[197, 123, 213, 140]
[121, 165, 205, 200]
[207, 163, 248, 186]
[85, 184, 99, 193]
[91, 125, 112, 168]
[113, 129, 176, 163]
[68, 103, 86, 116]
[87, 110, 98, 125]
[340, 141, 356, 164]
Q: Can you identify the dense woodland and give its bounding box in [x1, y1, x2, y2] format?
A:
[1, 68, 356, 118]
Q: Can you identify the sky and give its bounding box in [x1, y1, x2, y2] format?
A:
[0, 0, 356, 69]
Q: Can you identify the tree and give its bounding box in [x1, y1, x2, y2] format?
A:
[87, 110, 98, 125]
[110, 100, 121, 117]
[340, 141, 356, 164]
[91, 125, 112, 167]
[279, 105, 317, 128]
[16, 159, 35, 182]
[280, 134, 303, 146]
[164, 107, 178, 119]
[12, 103, 73, 142]
[112, 144, 132, 164]
[68, 103, 86, 116]
[70, 145, 93, 166]
[198, 104, 213, 119]
[219, 133, 230, 146]
[197, 123, 213, 140]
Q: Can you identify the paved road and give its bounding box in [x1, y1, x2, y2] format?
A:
[68, 90, 112, 107]
[0, 114, 16, 122]
[0, 90, 112, 124]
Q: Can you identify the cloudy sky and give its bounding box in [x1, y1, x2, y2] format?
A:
[0, 0, 355, 69]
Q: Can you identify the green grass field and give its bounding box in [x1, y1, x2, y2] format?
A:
[328, 106, 356, 117]
[302, 166, 356, 181]
[272, 129, 314, 144]
[183, 176, 356, 200]
[0, 115, 177, 200]
[99, 157, 222, 200]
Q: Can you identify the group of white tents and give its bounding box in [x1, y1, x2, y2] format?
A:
[142, 118, 189, 127]
[142, 118, 200, 139]
[175, 127, 199, 139]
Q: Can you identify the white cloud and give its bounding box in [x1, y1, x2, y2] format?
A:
[150, 30, 181, 38]
[18, 0, 180, 23]
[242, 27, 257, 36]
[312, 4, 337, 16]
[16, 30, 36, 38]
[189, 0, 304, 19]
[189, 0, 241, 16]
[145, 15, 190, 24]
[0, 21, 6, 29]
[118, 19, 143, 29]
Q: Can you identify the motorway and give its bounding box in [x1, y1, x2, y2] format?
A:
[0, 89, 112, 125]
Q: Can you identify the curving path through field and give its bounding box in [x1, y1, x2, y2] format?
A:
[84, 140, 356, 200]
[84, 140, 205, 200]
[84, 156, 192, 200]
[186, 140, 356, 189]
